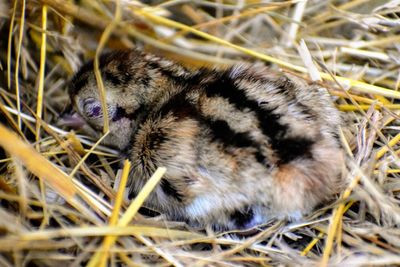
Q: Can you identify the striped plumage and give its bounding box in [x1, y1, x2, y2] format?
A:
[68, 50, 344, 230]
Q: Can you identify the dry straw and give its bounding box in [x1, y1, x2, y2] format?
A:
[1, 0, 400, 266]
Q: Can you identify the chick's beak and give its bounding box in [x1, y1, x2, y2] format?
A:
[59, 111, 86, 129]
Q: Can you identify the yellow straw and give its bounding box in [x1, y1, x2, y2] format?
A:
[35, 4, 48, 149]
[97, 160, 131, 267]
[93, 0, 122, 134]
[14, 0, 27, 129]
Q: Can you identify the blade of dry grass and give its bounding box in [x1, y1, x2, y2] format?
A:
[0, 123, 76, 199]
[376, 132, 400, 159]
[93, 0, 122, 134]
[283, 0, 307, 47]
[36, 4, 49, 228]
[17, 225, 201, 241]
[14, 0, 26, 130]
[35, 4, 48, 149]
[321, 175, 361, 266]
[6, 0, 18, 90]
[98, 160, 131, 267]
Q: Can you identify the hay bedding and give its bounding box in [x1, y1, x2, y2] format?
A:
[1, 0, 400, 266]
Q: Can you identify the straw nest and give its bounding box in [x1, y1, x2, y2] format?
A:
[1, 0, 400, 266]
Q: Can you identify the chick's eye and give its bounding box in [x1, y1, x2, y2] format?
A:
[82, 98, 102, 118]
